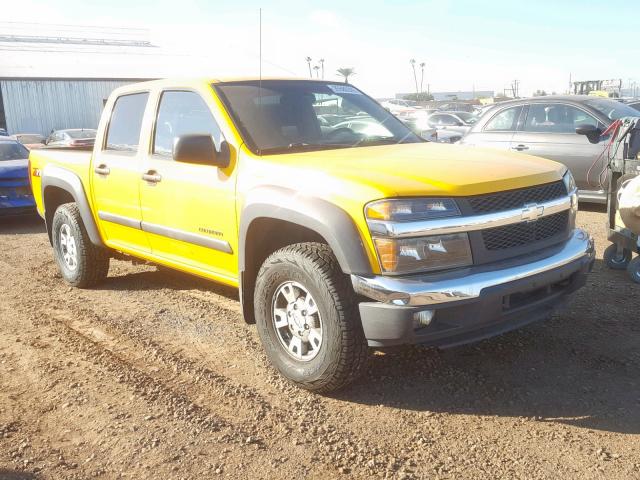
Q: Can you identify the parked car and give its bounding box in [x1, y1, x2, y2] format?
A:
[45, 129, 97, 148]
[460, 95, 640, 203]
[434, 129, 462, 143]
[437, 102, 476, 113]
[427, 111, 478, 135]
[29, 78, 594, 392]
[11, 133, 46, 150]
[0, 138, 36, 216]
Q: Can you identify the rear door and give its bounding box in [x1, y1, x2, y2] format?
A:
[90, 92, 151, 253]
[462, 104, 523, 150]
[509, 103, 608, 191]
[138, 89, 238, 283]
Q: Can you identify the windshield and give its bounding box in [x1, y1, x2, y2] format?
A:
[584, 99, 640, 121]
[214, 80, 422, 154]
[66, 130, 97, 139]
[0, 142, 29, 161]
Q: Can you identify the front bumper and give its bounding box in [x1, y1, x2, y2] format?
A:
[352, 228, 595, 347]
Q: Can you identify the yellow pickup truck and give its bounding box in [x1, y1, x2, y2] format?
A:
[29, 78, 595, 392]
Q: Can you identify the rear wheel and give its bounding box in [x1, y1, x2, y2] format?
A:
[603, 243, 632, 270]
[254, 242, 368, 393]
[51, 203, 110, 288]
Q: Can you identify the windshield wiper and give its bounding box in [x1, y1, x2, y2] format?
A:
[260, 142, 352, 154]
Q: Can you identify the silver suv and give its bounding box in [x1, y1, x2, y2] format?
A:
[460, 96, 640, 203]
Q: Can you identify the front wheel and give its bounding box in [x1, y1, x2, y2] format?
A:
[603, 243, 632, 270]
[627, 256, 640, 284]
[254, 243, 368, 393]
[51, 203, 110, 288]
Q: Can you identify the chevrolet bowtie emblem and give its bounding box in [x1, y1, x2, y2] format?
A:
[521, 203, 545, 222]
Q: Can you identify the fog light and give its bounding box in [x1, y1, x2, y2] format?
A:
[413, 310, 435, 328]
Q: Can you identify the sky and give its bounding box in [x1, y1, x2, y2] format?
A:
[3, 0, 639, 98]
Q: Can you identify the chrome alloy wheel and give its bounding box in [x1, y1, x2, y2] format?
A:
[59, 223, 78, 271]
[272, 281, 323, 361]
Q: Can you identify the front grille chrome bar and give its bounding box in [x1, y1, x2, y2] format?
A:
[367, 195, 572, 238]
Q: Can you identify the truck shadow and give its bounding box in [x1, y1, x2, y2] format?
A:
[99, 267, 239, 301]
[0, 215, 45, 235]
[0, 470, 36, 480]
[337, 259, 640, 435]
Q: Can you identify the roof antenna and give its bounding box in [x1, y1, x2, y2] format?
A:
[258, 7, 263, 156]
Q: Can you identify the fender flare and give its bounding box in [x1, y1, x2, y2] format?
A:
[41, 164, 105, 248]
[239, 186, 373, 276]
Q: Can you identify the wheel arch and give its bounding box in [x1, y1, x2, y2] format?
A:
[41, 165, 104, 248]
[238, 186, 373, 324]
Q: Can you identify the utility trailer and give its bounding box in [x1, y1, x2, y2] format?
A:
[603, 117, 640, 282]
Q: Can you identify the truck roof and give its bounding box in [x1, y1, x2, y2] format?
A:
[109, 77, 346, 95]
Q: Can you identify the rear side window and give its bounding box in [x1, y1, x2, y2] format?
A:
[105, 93, 149, 152]
[153, 91, 223, 157]
[483, 106, 522, 132]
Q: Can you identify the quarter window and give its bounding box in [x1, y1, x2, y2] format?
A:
[483, 106, 522, 132]
[523, 104, 600, 133]
[153, 91, 223, 157]
[105, 92, 149, 152]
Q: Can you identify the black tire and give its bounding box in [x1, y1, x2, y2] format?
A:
[603, 243, 632, 270]
[254, 242, 368, 393]
[51, 203, 110, 288]
[627, 256, 640, 284]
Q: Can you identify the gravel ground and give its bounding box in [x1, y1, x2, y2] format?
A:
[0, 209, 638, 480]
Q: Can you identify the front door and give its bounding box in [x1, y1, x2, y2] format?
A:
[139, 89, 238, 284]
[510, 103, 609, 192]
[91, 91, 151, 254]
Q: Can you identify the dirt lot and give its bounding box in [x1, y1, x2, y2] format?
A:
[0, 209, 638, 480]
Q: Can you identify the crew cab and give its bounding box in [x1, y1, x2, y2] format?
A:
[29, 78, 595, 392]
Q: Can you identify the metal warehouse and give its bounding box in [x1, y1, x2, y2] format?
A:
[0, 78, 140, 136]
[0, 22, 203, 136]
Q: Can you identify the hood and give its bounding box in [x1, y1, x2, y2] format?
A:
[261, 142, 565, 199]
[0, 159, 29, 180]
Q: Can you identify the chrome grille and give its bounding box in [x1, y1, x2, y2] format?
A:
[469, 181, 567, 214]
[482, 211, 569, 250]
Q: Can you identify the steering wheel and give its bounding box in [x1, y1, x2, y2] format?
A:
[324, 127, 361, 142]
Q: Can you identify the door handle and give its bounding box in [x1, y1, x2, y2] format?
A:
[142, 170, 162, 184]
[512, 144, 529, 151]
[94, 164, 111, 176]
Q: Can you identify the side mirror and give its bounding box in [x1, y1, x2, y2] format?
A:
[575, 124, 602, 144]
[173, 134, 230, 168]
[455, 121, 464, 127]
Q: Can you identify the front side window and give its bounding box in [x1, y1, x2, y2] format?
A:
[523, 104, 599, 133]
[483, 106, 522, 132]
[215, 80, 421, 154]
[105, 92, 149, 152]
[153, 91, 223, 157]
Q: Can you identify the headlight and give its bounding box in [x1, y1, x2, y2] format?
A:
[366, 198, 460, 222]
[562, 170, 577, 194]
[373, 233, 473, 274]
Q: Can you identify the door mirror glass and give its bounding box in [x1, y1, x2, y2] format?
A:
[173, 135, 230, 167]
[575, 124, 602, 144]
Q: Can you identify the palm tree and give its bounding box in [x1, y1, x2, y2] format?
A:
[419, 62, 426, 93]
[336, 67, 355, 83]
[305, 56, 312, 78]
[313, 65, 320, 78]
[410, 59, 418, 94]
[319, 58, 325, 79]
